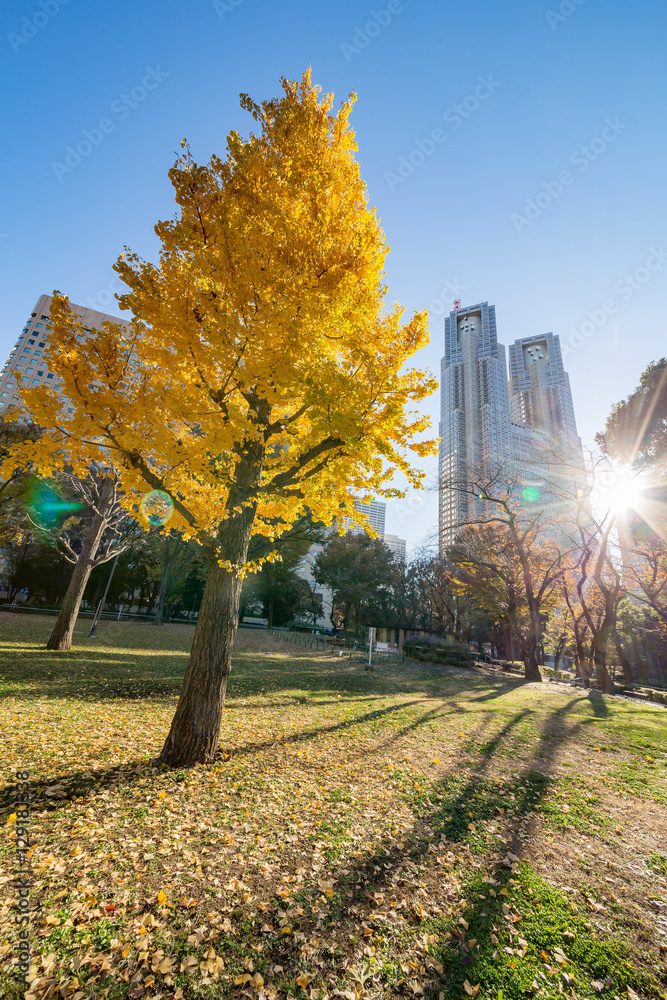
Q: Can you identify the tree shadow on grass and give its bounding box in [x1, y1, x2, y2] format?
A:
[468, 680, 529, 703]
[7, 675, 649, 1000]
[0, 700, 450, 817]
[221, 700, 453, 764]
[588, 690, 610, 717]
[242, 695, 627, 998]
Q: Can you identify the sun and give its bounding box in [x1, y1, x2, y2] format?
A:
[593, 464, 645, 516]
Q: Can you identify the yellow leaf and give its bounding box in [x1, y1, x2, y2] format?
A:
[6, 813, 17, 825]
[157, 890, 167, 906]
[297, 973, 310, 988]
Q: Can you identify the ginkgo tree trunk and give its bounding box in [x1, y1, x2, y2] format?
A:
[3, 71, 437, 767]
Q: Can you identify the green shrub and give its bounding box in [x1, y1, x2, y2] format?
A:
[633, 686, 667, 705]
[403, 635, 475, 667]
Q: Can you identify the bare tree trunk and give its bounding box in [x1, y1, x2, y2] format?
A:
[46, 509, 109, 651]
[591, 619, 615, 694]
[523, 596, 542, 682]
[554, 634, 566, 671]
[153, 538, 184, 626]
[613, 631, 633, 685]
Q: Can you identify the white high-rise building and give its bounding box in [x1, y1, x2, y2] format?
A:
[0, 293, 129, 418]
[342, 498, 386, 537]
[384, 533, 407, 562]
[294, 542, 334, 630]
[296, 499, 387, 630]
[439, 302, 511, 549]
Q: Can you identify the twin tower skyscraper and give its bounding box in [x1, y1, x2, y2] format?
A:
[438, 301, 583, 551]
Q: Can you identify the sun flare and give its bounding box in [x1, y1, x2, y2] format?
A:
[593, 464, 645, 516]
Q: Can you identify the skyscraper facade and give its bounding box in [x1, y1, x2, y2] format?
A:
[439, 302, 511, 548]
[508, 332, 582, 458]
[384, 533, 407, 562]
[439, 303, 584, 551]
[0, 293, 129, 418]
[342, 498, 387, 537]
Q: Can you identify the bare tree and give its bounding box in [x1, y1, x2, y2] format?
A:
[568, 467, 625, 693]
[40, 470, 140, 651]
[441, 464, 579, 680]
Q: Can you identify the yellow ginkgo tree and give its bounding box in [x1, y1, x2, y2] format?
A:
[5, 71, 437, 766]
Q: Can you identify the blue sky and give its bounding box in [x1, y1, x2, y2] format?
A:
[2, 0, 666, 551]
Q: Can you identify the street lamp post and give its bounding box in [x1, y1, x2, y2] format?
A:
[89, 553, 119, 638]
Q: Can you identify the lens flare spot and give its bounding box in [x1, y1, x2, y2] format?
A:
[523, 487, 540, 503]
[140, 490, 174, 525]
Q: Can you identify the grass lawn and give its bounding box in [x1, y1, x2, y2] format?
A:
[1, 613, 666, 1000]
